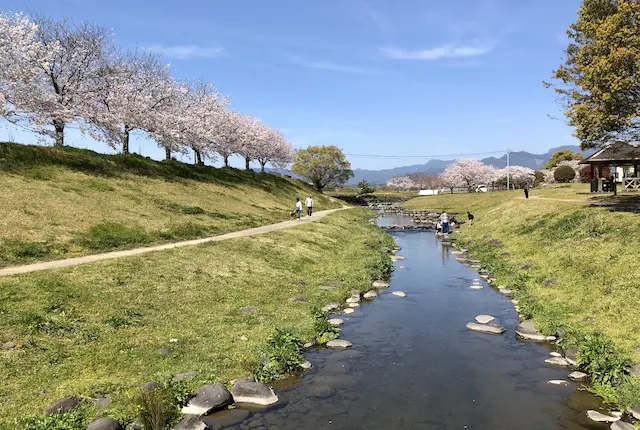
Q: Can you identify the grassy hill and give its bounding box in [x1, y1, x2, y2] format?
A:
[0, 143, 339, 268]
[404, 184, 640, 407]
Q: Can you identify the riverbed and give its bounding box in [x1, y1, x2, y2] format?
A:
[210, 218, 605, 429]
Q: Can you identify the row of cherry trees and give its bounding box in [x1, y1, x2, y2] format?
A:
[0, 12, 293, 169]
[440, 159, 536, 191]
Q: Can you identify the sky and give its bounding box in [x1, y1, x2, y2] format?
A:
[0, 0, 583, 170]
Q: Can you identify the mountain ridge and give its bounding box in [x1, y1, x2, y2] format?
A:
[348, 145, 590, 185]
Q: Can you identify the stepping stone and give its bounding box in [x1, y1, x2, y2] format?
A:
[231, 381, 278, 406]
[173, 371, 199, 382]
[201, 410, 250, 429]
[586, 410, 620, 423]
[550, 352, 562, 357]
[182, 383, 232, 415]
[547, 380, 569, 386]
[87, 417, 123, 430]
[392, 291, 406, 297]
[545, 357, 570, 367]
[470, 285, 483, 289]
[569, 371, 588, 381]
[343, 308, 355, 315]
[328, 318, 344, 326]
[628, 406, 640, 420]
[516, 321, 556, 342]
[372, 280, 389, 289]
[498, 287, 513, 295]
[322, 303, 340, 313]
[363, 291, 377, 299]
[466, 322, 505, 335]
[391, 256, 406, 262]
[44, 396, 79, 416]
[511, 299, 519, 305]
[346, 296, 360, 304]
[303, 342, 314, 349]
[326, 339, 353, 349]
[348, 302, 360, 308]
[300, 361, 312, 370]
[611, 421, 636, 430]
[475, 315, 495, 324]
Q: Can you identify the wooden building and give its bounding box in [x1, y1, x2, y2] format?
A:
[580, 141, 640, 192]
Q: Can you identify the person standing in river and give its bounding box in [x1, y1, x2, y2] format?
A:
[295, 197, 302, 220]
[305, 195, 314, 217]
[440, 211, 449, 235]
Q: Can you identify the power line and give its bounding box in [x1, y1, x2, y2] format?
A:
[343, 150, 508, 159]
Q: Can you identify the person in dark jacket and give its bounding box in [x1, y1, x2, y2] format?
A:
[467, 211, 474, 226]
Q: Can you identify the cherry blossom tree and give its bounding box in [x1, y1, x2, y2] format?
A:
[386, 176, 417, 189]
[493, 166, 535, 189]
[255, 128, 293, 172]
[209, 109, 243, 167]
[440, 159, 495, 192]
[0, 12, 52, 118]
[88, 49, 175, 153]
[8, 17, 115, 146]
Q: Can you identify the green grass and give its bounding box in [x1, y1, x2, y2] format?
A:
[0, 143, 340, 267]
[403, 183, 640, 407]
[0, 209, 393, 428]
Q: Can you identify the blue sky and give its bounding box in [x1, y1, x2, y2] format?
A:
[1, 0, 582, 170]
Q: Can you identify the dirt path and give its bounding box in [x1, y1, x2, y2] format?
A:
[521, 196, 588, 203]
[0, 208, 349, 277]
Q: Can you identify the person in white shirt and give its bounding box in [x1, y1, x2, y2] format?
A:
[440, 211, 449, 235]
[305, 195, 314, 217]
[295, 197, 302, 220]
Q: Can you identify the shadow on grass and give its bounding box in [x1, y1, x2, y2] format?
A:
[0, 143, 316, 197]
[590, 194, 640, 213]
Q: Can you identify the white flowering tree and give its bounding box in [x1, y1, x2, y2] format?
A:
[494, 166, 535, 188]
[440, 159, 495, 192]
[0, 12, 53, 117]
[255, 128, 293, 172]
[8, 17, 115, 146]
[386, 176, 417, 190]
[89, 49, 175, 153]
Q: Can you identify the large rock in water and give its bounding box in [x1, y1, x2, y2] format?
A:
[569, 371, 588, 381]
[231, 381, 279, 406]
[516, 321, 556, 342]
[372, 280, 389, 289]
[326, 339, 353, 348]
[44, 396, 79, 416]
[475, 315, 495, 324]
[87, 417, 123, 430]
[173, 414, 207, 430]
[322, 303, 340, 313]
[611, 421, 635, 430]
[181, 383, 232, 415]
[466, 322, 505, 335]
[586, 410, 620, 423]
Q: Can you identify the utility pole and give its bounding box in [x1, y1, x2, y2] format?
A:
[506, 149, 511, 191]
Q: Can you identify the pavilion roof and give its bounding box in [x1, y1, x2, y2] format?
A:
[580, 141, 640, 164]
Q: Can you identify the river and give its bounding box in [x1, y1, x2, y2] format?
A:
[206, 216, 607, 430]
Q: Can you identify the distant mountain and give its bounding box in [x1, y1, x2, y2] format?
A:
[348, 145, 593, 185]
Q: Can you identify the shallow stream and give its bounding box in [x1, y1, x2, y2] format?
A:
[208, 216, 607, 429]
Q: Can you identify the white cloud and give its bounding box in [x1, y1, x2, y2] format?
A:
[145, 44, 225, 60]
[379, 42, 494, 61]
[289, 56, 377, 75]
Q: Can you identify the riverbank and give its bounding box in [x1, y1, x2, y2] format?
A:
[0, 209, 393, 428]
[403, 184, 640, 410]
[0, 143, 339, 268]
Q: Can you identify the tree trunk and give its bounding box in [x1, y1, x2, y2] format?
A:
[260, 161, 266, 172]
[194, 149, 203, 165]
[224, 155, 229, 167]
[122, 128, 130, 154]
[245, 157, 251, 170]
[165, 147, 171, 160]
[53, 119, 65, 147]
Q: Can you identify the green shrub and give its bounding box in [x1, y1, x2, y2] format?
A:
[578, 332, 631, 385]
[554, 165, 576, 183]
[75, 222, 152, 251]
[22, 408, 90, 430]
[135, 385, 181, 430]
[253, 329, 305, 382]
[312, 309, 339, 344]
[615, 375, 640, 408]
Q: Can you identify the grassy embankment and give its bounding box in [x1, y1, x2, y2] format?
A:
[404, 184, 640, 407]
[0, 207, 393, 428]
[0, 143, 339, 268]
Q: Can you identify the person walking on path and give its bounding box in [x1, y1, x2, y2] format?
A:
[305, 195, 314, 217]
[440, 211, 450, 235]
[295, 197, 303, 220]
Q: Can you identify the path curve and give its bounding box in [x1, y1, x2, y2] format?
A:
[0, 208, 349, 277]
